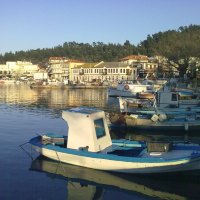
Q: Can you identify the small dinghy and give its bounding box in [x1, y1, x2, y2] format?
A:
[29, 107, 200, 174]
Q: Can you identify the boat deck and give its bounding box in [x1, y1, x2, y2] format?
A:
[139, 149, 197, 160]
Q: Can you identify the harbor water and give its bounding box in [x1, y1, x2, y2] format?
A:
[1, 84, 200, 200]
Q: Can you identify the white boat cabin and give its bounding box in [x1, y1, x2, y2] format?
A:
[156, 89, 199, 108]
[156, 91, 180, 108]
[62, 107, 112, 152]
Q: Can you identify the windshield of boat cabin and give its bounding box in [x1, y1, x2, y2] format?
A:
[94, 118, 106, 139]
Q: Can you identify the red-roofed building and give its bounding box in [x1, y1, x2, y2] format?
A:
[120, 55, 158, 79]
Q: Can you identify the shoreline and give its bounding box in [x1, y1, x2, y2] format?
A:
[30, 84, 109, 89]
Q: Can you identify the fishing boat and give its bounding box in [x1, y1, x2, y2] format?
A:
[108, 88, 200, 132]
[124, 112, 200, 131]
[109, 94, 200, 131]
[157, 88, 200, 109]
[108, 80, 155, 97]
[29, 107, 200, 174]
[108, 108, 200, 132]
[118, 89, 200, 114]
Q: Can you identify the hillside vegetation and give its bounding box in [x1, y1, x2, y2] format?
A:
[1, 24, 200, 75]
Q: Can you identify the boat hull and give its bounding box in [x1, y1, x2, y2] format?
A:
[108, 88, 137, 97]
[108, 112, 200, 132]
[30, 137, 200, 174]
[125, 117, 200, 131]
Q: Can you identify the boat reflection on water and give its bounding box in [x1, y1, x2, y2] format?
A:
[30, 156, 200, 200]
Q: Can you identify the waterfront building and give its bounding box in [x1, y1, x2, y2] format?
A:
[68, 59, 85, 81]
[48, 57, 68, 82]
[120, 55, 158, 79]
[71, 61, 137, 83]
[0, 61, 39, 79]
[46, 55, 159, 84]
[48, 57, 84, 82]
[33, 70, 48, 81]
[0, 64, 7, 78]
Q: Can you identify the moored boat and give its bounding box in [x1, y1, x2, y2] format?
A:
[108, 80, 155, 97]
[29, 107, 200, 174]
[124, 113, 200, 131]
[118, 89, 200, 114]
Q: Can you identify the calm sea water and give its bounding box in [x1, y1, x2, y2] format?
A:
[1, 84, 200, 200]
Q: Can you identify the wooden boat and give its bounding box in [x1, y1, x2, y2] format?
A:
[29, 107, 200, 174]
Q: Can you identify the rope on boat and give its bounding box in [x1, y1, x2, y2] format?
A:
[19, 142, 34, 160]
[55, 150, 66, 173]
[54, 152, 78, 190]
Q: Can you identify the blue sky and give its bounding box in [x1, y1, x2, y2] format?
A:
[1, 0, 200, 54]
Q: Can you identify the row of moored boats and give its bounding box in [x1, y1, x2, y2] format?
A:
[108, 79, 200, 132]
[26, 79, 200, 175]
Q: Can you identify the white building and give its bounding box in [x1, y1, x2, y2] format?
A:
[120, 55, 158, 79]
[33, 72, 48, 80]
[48, 57, 84, 82]
[71, 61, 137, 83]
[0, 61, 39, 78]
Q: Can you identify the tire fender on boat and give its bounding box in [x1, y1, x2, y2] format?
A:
[124, 84, 129, 90]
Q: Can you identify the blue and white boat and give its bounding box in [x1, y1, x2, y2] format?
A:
[29, 107, 200, 174]
[118, 89, 200, 114]
[108, 89, 200, 131]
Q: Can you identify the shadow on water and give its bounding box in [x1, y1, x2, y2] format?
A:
[30, 156, 200, 200]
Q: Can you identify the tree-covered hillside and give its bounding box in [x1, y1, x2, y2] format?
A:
[0, 24, 200, 75]
[0, 41, 137, 65]
[138, 24, 200, 76]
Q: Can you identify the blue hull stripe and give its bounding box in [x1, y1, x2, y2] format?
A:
[29, 136, 200, 163]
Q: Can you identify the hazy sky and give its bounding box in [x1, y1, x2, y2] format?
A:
[1, 0, 200, 54]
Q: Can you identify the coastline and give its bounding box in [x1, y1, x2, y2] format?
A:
[30, 84, 109, 89]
